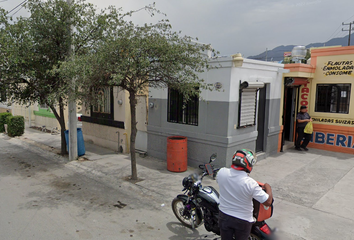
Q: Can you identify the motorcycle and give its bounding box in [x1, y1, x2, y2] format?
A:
[171, 153, 276, 240]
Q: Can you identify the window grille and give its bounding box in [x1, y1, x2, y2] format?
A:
[91, 86, 113, 119]
[167, 88, 198, 126]
[93, 87, 111, 114]
[315, 84, 350, 114]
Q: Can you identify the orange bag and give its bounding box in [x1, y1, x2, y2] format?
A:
[253, 182, 274, 222]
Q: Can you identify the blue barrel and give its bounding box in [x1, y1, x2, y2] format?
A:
[64, 128, 86, 156]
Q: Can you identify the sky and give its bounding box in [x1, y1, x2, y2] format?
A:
[2, 0, 354, 57]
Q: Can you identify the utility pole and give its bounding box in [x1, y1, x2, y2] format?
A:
[342, 21, 354, 46]
[67, 0, 78, 161]
[265, 48, 268, 61]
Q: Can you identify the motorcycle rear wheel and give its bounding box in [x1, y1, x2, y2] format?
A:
[171, 197, 202, 229]
[248, 234, 261, 240]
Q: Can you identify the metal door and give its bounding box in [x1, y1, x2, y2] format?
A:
[135, 96, 148, 152]
[256, 86, 267, 152]
[284, 87, 296, 141]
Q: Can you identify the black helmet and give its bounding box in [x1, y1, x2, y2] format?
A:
[231, 149, 257, 173]
[182, 173, 198, 190]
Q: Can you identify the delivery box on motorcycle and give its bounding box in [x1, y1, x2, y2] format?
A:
[253, 182, 274, 222]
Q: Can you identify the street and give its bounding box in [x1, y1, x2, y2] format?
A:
[0, 135, 223, 240]
[2, 132, 354, 240]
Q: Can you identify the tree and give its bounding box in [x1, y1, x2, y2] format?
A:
[0, 0, 122, 155]
[58, 17, 216, 180]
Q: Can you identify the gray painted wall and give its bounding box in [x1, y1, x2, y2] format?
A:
[148, 98, 281, 167]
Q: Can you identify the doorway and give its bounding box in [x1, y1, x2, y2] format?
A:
[283, 87, 296, 142]
[256, 85, 267, 152]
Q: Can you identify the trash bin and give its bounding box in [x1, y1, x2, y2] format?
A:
[167, 136, 187, 172]
[64, 128, 86, 156]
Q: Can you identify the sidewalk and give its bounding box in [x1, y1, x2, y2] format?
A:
[19, 126, 354, 239]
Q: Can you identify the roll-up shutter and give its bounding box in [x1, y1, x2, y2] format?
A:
[239, 88, 257, 127]
[238, 81, 265, 128]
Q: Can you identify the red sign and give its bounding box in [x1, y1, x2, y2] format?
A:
[300, 84, 309, 107]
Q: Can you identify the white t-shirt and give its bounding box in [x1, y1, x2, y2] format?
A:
[216, 167, 269, 222]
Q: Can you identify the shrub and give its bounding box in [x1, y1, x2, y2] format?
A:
[7, 116, 25, 137]
[0, 112, 12, 132]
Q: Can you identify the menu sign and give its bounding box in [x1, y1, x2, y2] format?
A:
[323, 61, 353, 76]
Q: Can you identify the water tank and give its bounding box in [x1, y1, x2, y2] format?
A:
[291, 46, 306, 58]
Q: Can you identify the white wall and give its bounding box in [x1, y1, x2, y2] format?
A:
[149, 56, 284, 103]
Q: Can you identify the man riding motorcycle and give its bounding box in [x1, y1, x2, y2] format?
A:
[216, 149, 273, 240]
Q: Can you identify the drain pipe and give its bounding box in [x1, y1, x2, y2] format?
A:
[116, 131, 120, 153]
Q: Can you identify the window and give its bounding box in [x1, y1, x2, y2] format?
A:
[167, 88, 198, 126]
[0, 87, 6, 102]
[238, 88, 258, 128]
[315, 84, 350, 114]
[91, 86, 113, 119]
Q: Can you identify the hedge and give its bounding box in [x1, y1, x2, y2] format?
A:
[7, 116, 25, 137]
[0, 112, 12, 132]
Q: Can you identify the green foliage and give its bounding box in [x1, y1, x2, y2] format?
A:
[54, 8, 218, 179]
[0, 0, 132, 153]
[7, 116, 25, 137]
[0, 0, 122, 107]
[0, 112, 12, 132]
[57, 17, 217, 104]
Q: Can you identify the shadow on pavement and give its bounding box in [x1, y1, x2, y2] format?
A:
[84, 141, 117, 156]
[166, 222, 220, 240]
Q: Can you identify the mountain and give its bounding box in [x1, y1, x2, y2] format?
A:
[247, 33, 354, 62]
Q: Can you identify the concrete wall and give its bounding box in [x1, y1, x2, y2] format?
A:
[82, 122, 127, 152]
[82, 87, 148, 153]
[12, 103, 70, 130]
[148, 56, 283, 167]
[0, 104, 11, 113]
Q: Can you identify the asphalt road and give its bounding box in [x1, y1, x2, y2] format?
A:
[0, 135, 220, 240]
[3, 132, 354, 240]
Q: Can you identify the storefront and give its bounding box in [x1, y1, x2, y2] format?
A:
[280, 46, 354, 154]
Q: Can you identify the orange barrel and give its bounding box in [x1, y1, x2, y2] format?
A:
[167, 136, 188, 172]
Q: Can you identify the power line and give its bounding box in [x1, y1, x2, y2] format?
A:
[326, 25, 342, 42]
[7, 0, 27, 15]
[342, 21, 354, 46]
[326, 14, 354, 43]
[11, 4, 25, 17]
[344, 14, 354, 23]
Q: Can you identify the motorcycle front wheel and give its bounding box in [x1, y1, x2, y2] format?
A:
[171, 197, 202, 229]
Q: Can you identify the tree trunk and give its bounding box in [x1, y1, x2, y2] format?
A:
[59, 99, 67, 155]
[50, 97, 67, 155]
[129, 90, 138, 180]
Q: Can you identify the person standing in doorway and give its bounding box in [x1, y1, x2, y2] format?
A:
[295, 105, 312, 151]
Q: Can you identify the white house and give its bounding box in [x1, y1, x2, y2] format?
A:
[147, 54, 284, 167]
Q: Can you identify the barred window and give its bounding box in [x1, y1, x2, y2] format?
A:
[91, 86, 113, 119]
[315, 84, 350, 114]
[0, 89, 6, 102]
[167, 88, 198, 126]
